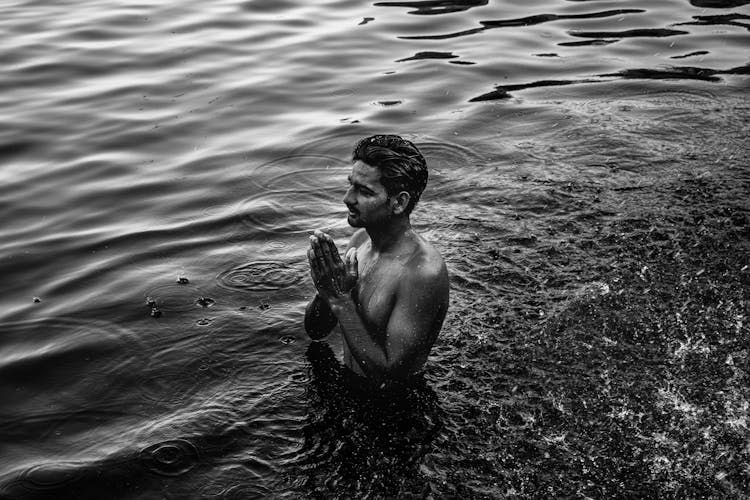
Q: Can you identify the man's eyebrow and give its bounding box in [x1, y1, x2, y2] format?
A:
[348, 176, 374, 192]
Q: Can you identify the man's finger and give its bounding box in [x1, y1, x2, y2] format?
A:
[319, 236, 341, 270]
[311, 236, 329, 269]
[345, 247, 358, 279]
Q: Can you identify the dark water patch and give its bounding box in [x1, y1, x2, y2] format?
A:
[677, 12, 750, 28]
[470, 79, 596, 102]
[721, 62, 750, 74]
[400, 9, 644, 39]
[217, 261, 304, 292]
[396, 51, 458, 62]
[374, 0, 488, 15]
[481, 9, 645, 29]
[449, 59, 476, 64]
[0, 141, 33, 160]
[374, 100, 403, 106]
[399, 26, 484, 40]
[139, 439, 199, 476]
[599, 67, 722, 82]
[558, 38, 619, 46]
[671, 50, 710, 59]
[689, 0, 750, 7]
[568, 28, 690, 38]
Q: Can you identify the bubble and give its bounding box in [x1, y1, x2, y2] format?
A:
[217, 261, 304, 292]
[139, 439, 199, 476]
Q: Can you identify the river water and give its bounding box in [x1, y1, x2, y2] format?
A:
[1, 0, 749, 498]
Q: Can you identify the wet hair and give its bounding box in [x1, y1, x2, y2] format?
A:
[351, 134, 428, 215]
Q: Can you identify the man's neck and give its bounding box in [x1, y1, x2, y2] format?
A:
[365, 216, 413, 254]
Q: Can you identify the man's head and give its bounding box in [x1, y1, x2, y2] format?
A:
[350, 135, 428, 216]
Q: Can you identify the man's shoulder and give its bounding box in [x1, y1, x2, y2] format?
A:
[348, 228, 368, 248]
[405, 238, 449, 286]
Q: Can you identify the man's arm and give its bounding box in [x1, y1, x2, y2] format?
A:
[304, 293, 337, 340]
[331, 263, 448, 381]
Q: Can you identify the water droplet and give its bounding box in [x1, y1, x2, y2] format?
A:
[196, 297, 216, 308]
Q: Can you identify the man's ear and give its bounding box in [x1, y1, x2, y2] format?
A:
[390, 191, 411, 215]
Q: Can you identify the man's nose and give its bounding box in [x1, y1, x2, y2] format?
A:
[343, 186, 355, 206]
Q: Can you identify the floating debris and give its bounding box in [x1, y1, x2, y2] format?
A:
[33, 297, 41, 303]
[177, 276, 190, 284]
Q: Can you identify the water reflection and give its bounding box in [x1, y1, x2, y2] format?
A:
[289, 342, 443, 497]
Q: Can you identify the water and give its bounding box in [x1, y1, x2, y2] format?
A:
[1, 0, 748, 497]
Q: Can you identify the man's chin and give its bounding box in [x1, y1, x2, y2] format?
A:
[347, 214, 363, 227]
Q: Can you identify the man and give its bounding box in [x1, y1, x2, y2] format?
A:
[304, 134, 450, 384]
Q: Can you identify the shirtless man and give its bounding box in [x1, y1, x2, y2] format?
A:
[304, 135, 450, 384]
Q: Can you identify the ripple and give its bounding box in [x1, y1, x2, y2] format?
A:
[415, 139, 488, 195]
[221, 483, 275, 499]
[289, 371, 312, 384]
[0, 317, 144, 417]
[139, 439, 199, 476]
[142, 283, 204, 313]
[248, 154, 350, 192]
[137, 368, 202, 406]
[217, 261, 304, 292]
[239, 189, 349, 235]
[14, 462, 82, 490]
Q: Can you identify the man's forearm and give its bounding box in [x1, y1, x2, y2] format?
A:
[304, 293, 337, 339]
[329, 296, 390, 379]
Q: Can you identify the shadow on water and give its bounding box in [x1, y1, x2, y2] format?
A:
[284, 342, 444, 498]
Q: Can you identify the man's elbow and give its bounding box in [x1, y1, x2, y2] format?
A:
[304, 316, 332, 340]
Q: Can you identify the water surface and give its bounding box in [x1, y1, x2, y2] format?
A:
[1, 0, 748, 497]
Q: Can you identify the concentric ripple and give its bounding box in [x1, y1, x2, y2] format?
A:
[139, 439, 199, 476]
[11, 462, 82, 492]
[217, 261, 304, 292]
[247, 154, 350, 192]
[141, 283, 204, 313]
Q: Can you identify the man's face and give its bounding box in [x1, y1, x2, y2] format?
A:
[343, 160, 392, 228]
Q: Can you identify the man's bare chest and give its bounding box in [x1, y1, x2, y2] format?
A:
[353, 254, 403, 334]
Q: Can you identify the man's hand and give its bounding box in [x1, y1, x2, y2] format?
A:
[307, 230, 358, 305]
